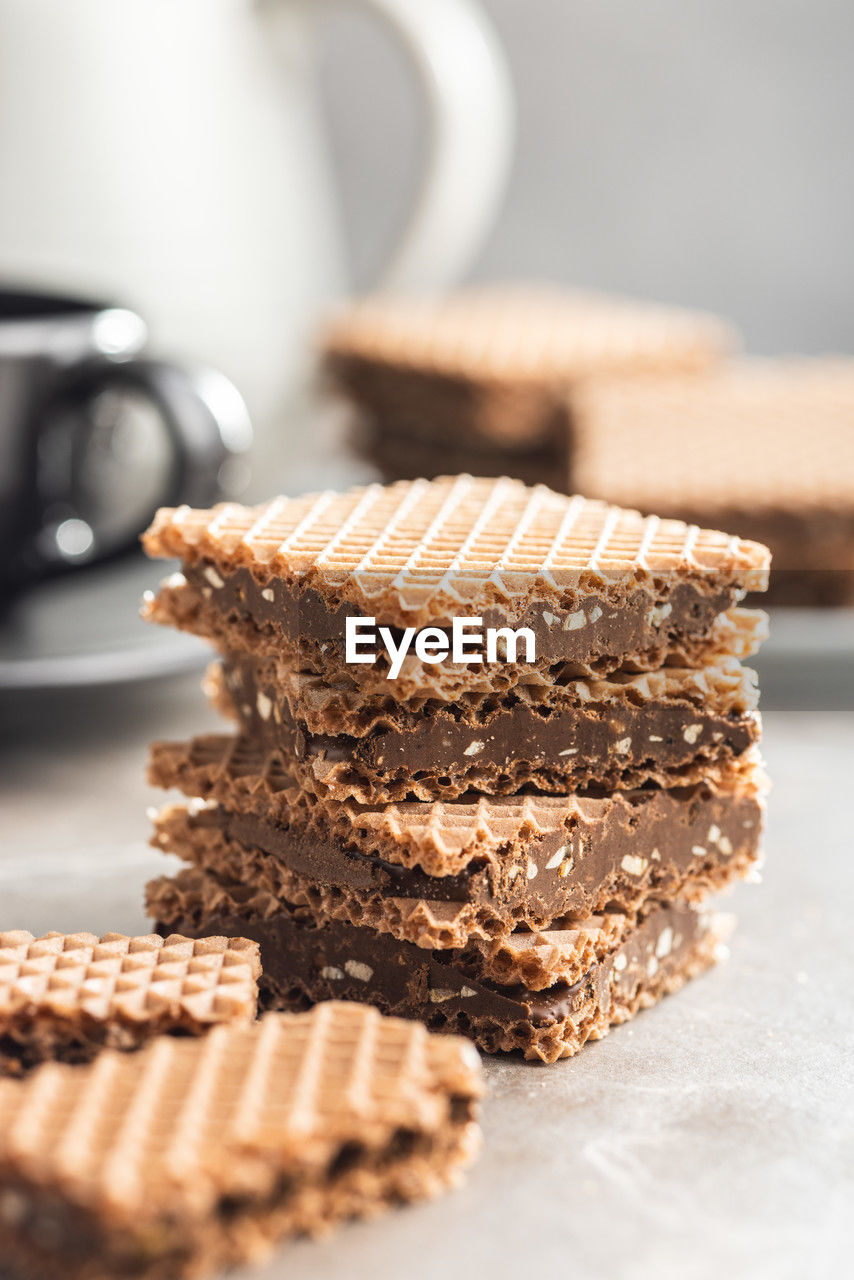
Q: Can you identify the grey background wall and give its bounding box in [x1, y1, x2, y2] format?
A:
[318, 0, 854, 353]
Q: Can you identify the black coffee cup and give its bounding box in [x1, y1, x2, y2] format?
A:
[0, 287, 251, 603]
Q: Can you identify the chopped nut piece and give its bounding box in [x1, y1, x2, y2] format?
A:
[655, 927, 674, 958]
[545, 845, 568, 871]
[647, 602, 673, 627]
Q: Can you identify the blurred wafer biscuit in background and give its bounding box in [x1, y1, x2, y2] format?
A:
[572, 359, 854, 605]
[320, 286, 736, 487]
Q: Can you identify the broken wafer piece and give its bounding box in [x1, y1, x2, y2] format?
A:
[572, 359, 854, 604]
[147, 734, 765, 960]
[0, 931, 260, 1076]
[0, 1004, 483, 1279]
[319, 286, 736, 486]
[148, 870, 729, 1063]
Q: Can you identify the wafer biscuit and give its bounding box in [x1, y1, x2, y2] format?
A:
[149, 869, 728, 1064]
[142, 476, 769, 641]
[148, 731, 765, 880]
[148, 731, 764, 955]
[150, 572, 766, 705]
[148, 798, 758, 987]
[572, 359, 854, 603]
[0, 1005, 482, 1278]
[321, 287, 734, 490]
[322, 287, 734, 391]
[0, 931, 259, 1076]
[214, 650, 762, 801]
[207, 643, 764, 736]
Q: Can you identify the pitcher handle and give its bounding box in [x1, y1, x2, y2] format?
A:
[327, 0, 515, 291]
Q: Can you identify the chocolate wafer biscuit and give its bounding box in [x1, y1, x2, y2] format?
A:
[213, 651, 762, 801]
[143, 478, 769, 683]
[148, 734, 764, 881]
[320, 286, 735, 486]
[0, 1004, 482, 1279]
[148, 735, 765, 953]
[572, 359, 854, 604]
[0, 931, 260, 1076]
[148, 869, 729, 1064]
[149, 801, 757, 989]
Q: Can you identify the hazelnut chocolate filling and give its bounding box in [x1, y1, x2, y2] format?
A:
[183, 562, 741, 673]
[222, 656, 760, 797]
[154, 890, 707, 1030]
[174, 781, 761, 923]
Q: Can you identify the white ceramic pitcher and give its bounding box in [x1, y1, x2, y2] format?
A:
[0, 0, 513, 469]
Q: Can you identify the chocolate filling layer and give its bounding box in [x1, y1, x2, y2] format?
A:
[224, 658, 759, 788]
[191, 779, 760, 921]
[158, 897, 705, 1030]
[184, 564, 738, 671]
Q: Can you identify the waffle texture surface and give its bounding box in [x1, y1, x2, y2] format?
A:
[147, 872, 728, 1064]
[0, 932, 259, 1074]
[143, 475, 770, 627]
[148, 805, 758, 984]
[148, 733, 765, 880]
[321, 286, 735, 385]
[0, 1005, 482, 1274]
[573, 359, 854, 513]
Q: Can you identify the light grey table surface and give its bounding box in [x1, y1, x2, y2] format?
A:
[1, 647, 852, 1280]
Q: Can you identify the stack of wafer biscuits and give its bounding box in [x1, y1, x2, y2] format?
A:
[572, 359, 854, 605]
[0, 1002, 483, 1278]
[321, 286, 735, 487]
[143, 474, 770, 1062]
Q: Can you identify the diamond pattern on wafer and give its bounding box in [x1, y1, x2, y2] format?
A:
[143, 476, 770, 628]
[320, 286, 735, 385]
[0, 1005, 482, 1270]
[0, 931, 260, 1074]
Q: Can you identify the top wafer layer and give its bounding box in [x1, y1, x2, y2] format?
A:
[0, 1004, 482, 1222]
[144, 475, 769, 629]
[573, 359, 854, 514]
[321, 286, 735, 385]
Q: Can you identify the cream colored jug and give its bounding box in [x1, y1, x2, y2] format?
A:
[0, 0, 513, 475]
